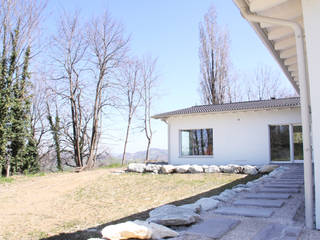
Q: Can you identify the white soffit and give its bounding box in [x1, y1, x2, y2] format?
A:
[233, 0, 304, 92]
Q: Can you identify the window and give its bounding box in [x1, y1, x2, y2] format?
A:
[180, 129, 213, 156]
[270, 125, 290, 161]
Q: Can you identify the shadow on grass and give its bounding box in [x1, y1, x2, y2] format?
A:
[40, 174, 262, 240]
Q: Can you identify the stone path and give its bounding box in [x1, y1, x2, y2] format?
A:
[177, 165, 320, 240]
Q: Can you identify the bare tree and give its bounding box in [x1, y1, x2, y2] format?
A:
[141, 57, 158, 162]
[51, 11, 89, 168]
[199, 5, 231, 104]
[246, 65, 296, 100]
[118, 59, 142, 165]
[84, 12, 129, 169]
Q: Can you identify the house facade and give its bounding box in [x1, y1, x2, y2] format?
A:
[154, 98, 302, 166]
[233, 0, 320, 229]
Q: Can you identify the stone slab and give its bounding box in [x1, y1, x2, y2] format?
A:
[214, 207, 274, 217]
[257, 187, 300, 193]
[244, 193, 291, 199]
[270, 181, 303, 185]
[252, 223, 302, 240]
[263, 184, 301, 188]
[184, 217, 240, 239]
[233, 199, 285, 208]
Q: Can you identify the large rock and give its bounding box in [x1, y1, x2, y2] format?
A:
[259, 164, 279, 174]
[212, 189, 236, 202]
[128, 163, 146, 173]
[160, 165, 176, 174]
[243, 165, 258, 175]
[134, 220, 179, 239]
[179, 203, 202, 213]
[101, 221, 152, 240]
[188, 165, 203, 173]
[195, 198, 219, 211]
[175, 165, 190, 173]
[219, 164, 242, 173]
[204, 165, 220, 173]
[145, 164, 161, 173]
[147, 204, 201, 226]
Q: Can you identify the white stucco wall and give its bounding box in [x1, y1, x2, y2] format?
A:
[167, 107, 301, 166]
[302, 0, 320, 229]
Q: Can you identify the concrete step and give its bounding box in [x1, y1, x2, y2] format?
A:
[257, 187, 300, 193]
[233, 199, 285, 208]
[214, 207, 274, 217]
[263, 184, 301, 188]
[183, 217, 240, 239]
[252, 223, 302, 240]
[244, 193, 291, 200]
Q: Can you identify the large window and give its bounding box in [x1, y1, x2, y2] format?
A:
[270, 125, 290, 161]
[180, 129, 213, 156]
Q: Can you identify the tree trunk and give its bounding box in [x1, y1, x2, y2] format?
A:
[122, 116, 132, 165]
[145, 137, 151, 163]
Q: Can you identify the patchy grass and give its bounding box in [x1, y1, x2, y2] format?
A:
[0, 167, 260, 240]
[0, 176, 14, 184]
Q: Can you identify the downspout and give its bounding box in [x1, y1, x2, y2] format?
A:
[235, 1, 314, 228]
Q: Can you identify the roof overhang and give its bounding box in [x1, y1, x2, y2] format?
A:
[233, 0, 304, 93]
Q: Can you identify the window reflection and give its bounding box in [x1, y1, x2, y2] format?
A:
[181, 129, 213, 156]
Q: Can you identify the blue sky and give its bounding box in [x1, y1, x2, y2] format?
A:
[45, 0, 293, 154]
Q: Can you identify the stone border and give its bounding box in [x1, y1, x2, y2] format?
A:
[127, 163, 279, 175]
[88, 165, 287, 240]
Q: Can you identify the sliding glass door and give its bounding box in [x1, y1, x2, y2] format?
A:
[269, 124, 303, 162]
[270, 125, 290, 162]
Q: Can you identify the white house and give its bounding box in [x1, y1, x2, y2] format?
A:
[232, 0, 320, 230]
[153, 97, 302, 166]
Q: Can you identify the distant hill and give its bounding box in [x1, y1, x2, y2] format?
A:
[96, 148, 168, 166]
[118, 148, 168, 162]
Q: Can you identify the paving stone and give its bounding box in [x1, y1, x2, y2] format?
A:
[257, 187, 300, 193]
[184, 217, 240, 239]
[270, 181, 303, 185]
[252, 223, 302, 240]
[244, 193, 291, 199]
[263, 184, 301, 188]
[233, 199, 285, 208]
[214, 207, 274, 217]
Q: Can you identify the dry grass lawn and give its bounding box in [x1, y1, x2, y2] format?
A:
[0, 168, 256, 240]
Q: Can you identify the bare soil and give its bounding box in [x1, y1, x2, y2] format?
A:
[0, 168, 258, 240]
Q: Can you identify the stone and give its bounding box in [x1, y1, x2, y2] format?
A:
[263, 184, 302, 188]
[127, 163, 146, 173]
[212, 190, 235, 202]
[233, 187, 247, 193]
[257, 187, 300, 193]
[175, 165, 190, 173]
[204, 165, 220, 173]
[258, 164, 279, 173]
[145, 164, 161, 173]
[147, 204, 201, 226]
[252, 223, 302, 240]
[195, 198, 219, 211]
[134, 220, 179, 239]
[233, 199, 285, 208]
[101, 221, 152, 240]
[169, 232, 214, 240]
[188, 165, 204, 173]
[184, 217, 240, 239]
[214, 207, 274, 217]
[243, 165, 258, 175]
[160, 165, 176, 174]
[179, 203, 202, 213]
[219, 164, 242, 173]
[244, 193, 291, 199]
